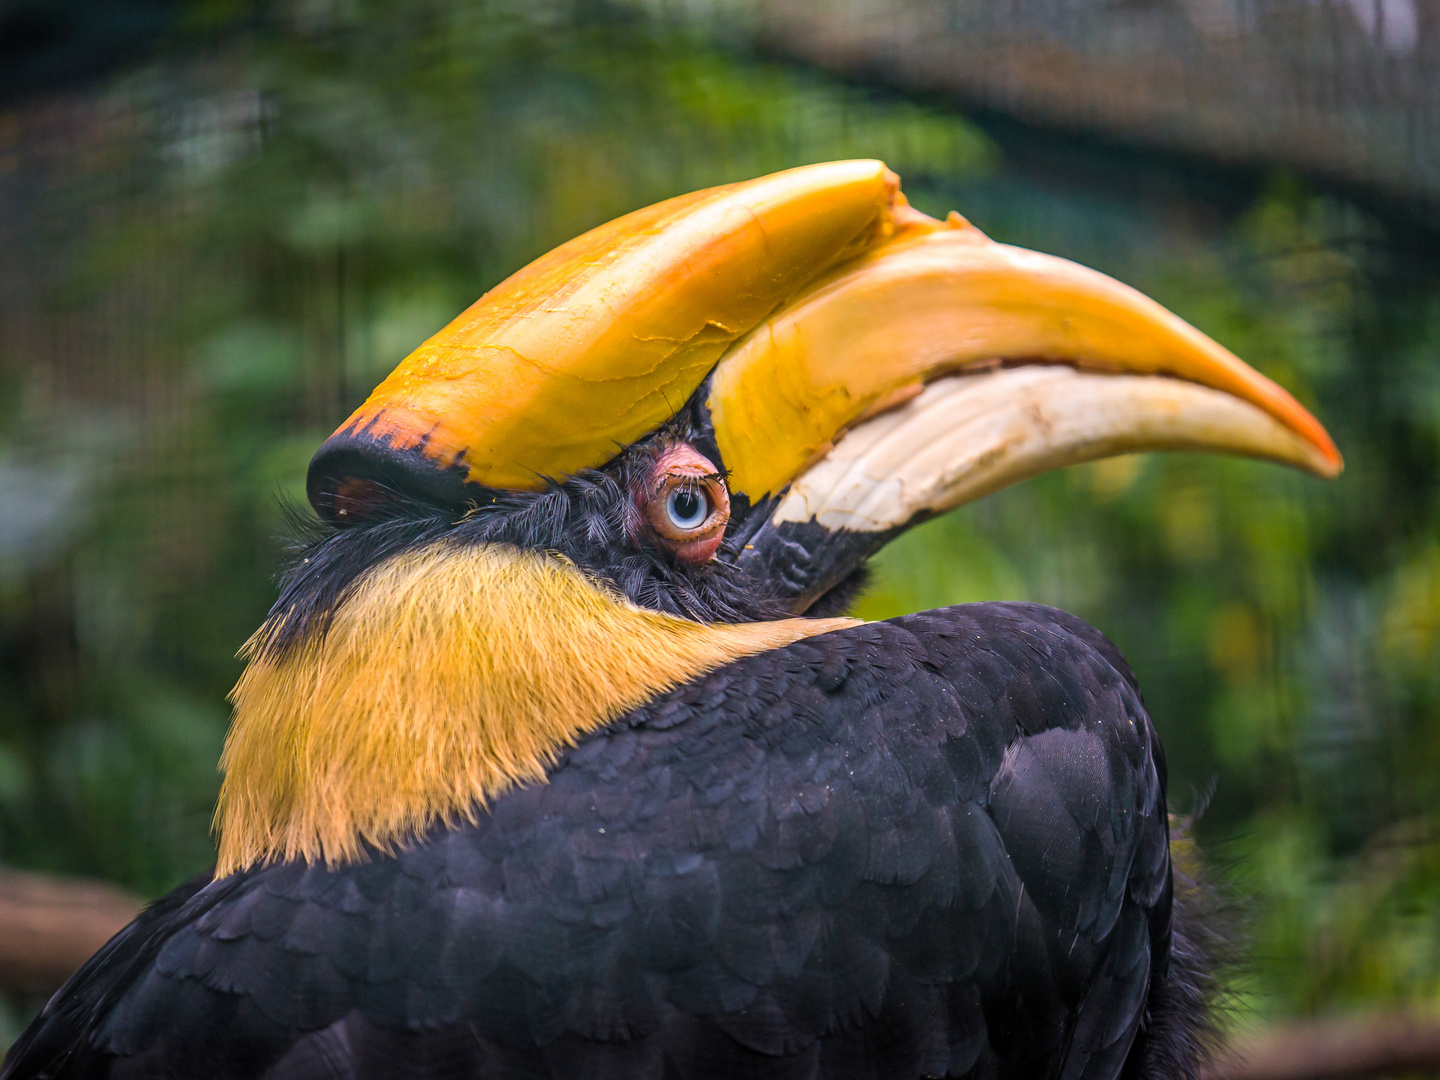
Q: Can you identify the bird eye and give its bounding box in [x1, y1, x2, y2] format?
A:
[638, 444, 731, 565]
[666, 486, 710, 531]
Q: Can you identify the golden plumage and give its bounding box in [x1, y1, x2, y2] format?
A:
[214, 544, 857, 876]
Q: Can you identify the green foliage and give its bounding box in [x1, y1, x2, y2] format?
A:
[0, 0, 1437, 1042]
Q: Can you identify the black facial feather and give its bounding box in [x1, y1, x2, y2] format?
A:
[803, 565, 872, 619]
[257, 433, 797, 661]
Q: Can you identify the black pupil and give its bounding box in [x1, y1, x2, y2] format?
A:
[673, 490, 702, 523]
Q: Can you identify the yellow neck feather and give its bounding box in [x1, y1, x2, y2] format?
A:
[214, 543, 857, 876]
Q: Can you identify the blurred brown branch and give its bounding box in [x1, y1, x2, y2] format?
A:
[1203, 1012, 1440, 1080]
[3, 867, 1440, 1080]
[0, 867, 143, 995]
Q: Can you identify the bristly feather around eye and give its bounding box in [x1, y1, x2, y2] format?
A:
[259, 436, 797, 662]
[260, 487, 459, 661]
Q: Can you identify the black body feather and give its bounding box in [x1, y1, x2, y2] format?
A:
[3, 604, 1211, 1079]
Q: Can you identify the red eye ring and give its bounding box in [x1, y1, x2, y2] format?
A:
[637, 445, 731, 565]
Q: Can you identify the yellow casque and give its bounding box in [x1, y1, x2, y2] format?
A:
[333, 160, 900, 493]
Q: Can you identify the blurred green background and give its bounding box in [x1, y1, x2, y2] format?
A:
[2, 0, 1438, 1052]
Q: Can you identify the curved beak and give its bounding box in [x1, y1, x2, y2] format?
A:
[303, 158, 1339, 614]
[709, 207, 1341, 611]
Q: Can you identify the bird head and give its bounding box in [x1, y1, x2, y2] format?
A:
[215, 160, 1339, 874]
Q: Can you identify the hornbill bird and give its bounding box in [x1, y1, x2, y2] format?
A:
[3, 161, 1340, 1080]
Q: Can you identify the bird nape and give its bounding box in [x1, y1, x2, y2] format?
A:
[2, 161, 1340, 1080]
